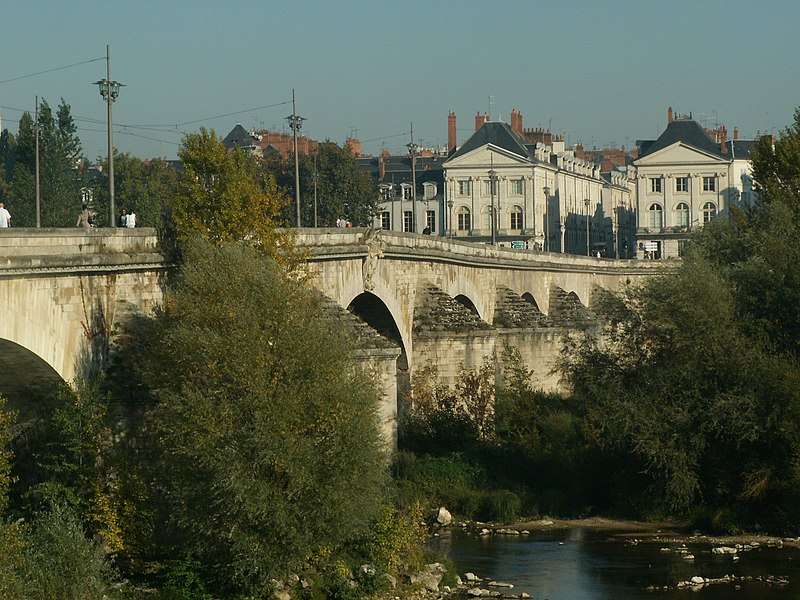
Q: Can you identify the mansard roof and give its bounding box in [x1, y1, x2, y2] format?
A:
[725, 139, 756, 159]
[638, 118, 724, 159]
[222, 124, 256, 150]
[448, 121, 532, 161]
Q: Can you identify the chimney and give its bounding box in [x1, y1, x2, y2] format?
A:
[511, 109, 523, 134]
[475, 111, 488, 130]
[448, 111, 457, 153]
[345, 137, 361, 156]
[668, 107, 674, 124]
[733, 127, 739, 140]
[378, 156, 385, 180]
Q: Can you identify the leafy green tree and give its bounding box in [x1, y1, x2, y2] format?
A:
[174, 128, 292, 260]
[91, 152, 178, 228]
[750, 108, 800, 211]
[264, 140, 378, 227]
[560, 254, 800, 520]
[142, 239, 388, 594]
[11, 98, 84, 227]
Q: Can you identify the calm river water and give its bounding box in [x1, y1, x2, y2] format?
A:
[429, 527, 800, 599]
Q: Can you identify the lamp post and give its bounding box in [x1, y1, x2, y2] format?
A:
[313, 153, 319, 227]
[286, 89, 305, 227]
[447, 198, 454, 238]
[406, 124, 418, 233]
[584, 198, 591, 256]
[488, 167, 497, 245]
[543, 185, 550, 252]
[95, 45, 123, 227]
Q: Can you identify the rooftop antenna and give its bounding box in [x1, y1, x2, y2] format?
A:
[488, 94, 494, 121]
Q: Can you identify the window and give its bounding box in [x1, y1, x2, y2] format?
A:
[458, 180, 472, 196]
[457, 206, 471, 231]
[401, 184, 412, 200]
[703, 176, 716, 192]
[483, 178, 498, 196]
[381, 211, 391, 230]
[423, 182, 437, 200]
[703, 202, 716, 224]
[675, 202, 689, 227]
[649, 203, 663, 229]
[481, 206, 494, 230]
[650, 178, 662, 193]
[676, 177, 689, 192]
[510, 205, 523, 230]
[403, 211, 413, 232]
[426, 210, 436, 233]
[379, 185, 392, 201]
[511, 179, 524, 195]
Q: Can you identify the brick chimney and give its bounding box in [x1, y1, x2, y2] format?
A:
[378, 156, 385, 180]
[733, 127, 739, 140]
[475, 111, 488, 130]
[668, 106, 674, 124]
[510, 109, 523, 134]
[448, 111, 457, 153]
[345, 137, 361, 156]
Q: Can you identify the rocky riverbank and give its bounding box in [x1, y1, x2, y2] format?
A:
[376, 514, 800, 599]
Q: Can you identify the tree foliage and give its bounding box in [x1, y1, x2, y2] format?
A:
[174, 128, 292, 258]
[263, 140, 378, 227]
[90, 152, 178, 228]
[141, 239, 388, 594]
[9, 98, 84, 227]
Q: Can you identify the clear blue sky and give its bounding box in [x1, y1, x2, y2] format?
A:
[2, 0, 798, 161]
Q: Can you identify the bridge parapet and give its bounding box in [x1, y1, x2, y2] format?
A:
[295, 227, 665, 275]
[0, 228, 166, 275]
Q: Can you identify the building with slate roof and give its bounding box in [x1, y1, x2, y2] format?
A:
[440, 112, 636, 257]
[633, 107, 757, 259]
[358, 150, 446, 235]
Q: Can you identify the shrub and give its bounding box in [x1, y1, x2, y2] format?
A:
[480, 490, 522, 523]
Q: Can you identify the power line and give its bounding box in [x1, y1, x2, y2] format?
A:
[0, 57, 105, 86]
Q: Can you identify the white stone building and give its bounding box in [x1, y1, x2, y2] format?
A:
[441, 121, 636, 257]
[634, 110, 756, 259]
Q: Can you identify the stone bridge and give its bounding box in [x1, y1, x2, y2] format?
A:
[0, 229, 167, 420]
[0, 228, 661, 445]
[297, 228, 661, 440]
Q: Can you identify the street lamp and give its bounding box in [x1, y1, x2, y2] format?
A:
[543, 185, 550, 252]
[584, 198, 591, 256]
[286, 89, 305, 228]
[312, 154, 319, 228]
[488, 167, 497, 245]
[447, 198, 454, 238]
[95, 45, 123, 227]
[406, 126, 418, 233]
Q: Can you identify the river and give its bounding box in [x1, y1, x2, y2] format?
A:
[428, 527, 800, 599]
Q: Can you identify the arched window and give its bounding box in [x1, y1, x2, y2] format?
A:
[457, 206, 471, 231]
[481, 206, 496, 230]
[703, 202, 717, 223]
[675, 202, 689, 227]
[648, 203, 663, 230]
[510, 205, 523, 230]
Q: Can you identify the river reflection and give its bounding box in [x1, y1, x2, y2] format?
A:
[429, 528, 799, 599]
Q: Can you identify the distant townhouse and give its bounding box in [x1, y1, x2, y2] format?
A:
[439, 111, 636, 257]
[634, 107, 756, 259]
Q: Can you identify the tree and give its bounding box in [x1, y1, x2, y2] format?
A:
[142, 239, 388, 594]
[264, 140, 378, 227]
[11, 98, 84, 227]
[174, 128, 292, 260]
[90, 153, 178, 228]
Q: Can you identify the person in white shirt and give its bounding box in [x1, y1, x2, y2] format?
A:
[0, 203, 11, 228]
[126, 211, 136, 228]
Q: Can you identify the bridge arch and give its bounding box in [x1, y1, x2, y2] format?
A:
[0, 338, 64, 422]
[440, 279, 488, 323]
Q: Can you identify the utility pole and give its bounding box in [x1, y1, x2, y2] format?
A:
[35, 96, 40, 228]
[407, 123, 418, 233]
[286, 89, 305, 227]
